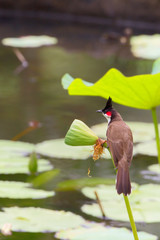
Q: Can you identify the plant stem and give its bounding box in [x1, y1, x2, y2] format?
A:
[151, 107, 160, 165]
[123, 195, 139, 240]
[107, 148, 139, 240]
[94, 191, 106, 219]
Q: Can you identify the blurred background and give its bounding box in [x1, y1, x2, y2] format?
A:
[0, 0, 160, 143]
[0, 1, 160, 240]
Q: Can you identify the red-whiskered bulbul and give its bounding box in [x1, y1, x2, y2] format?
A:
[97, 97, 133, 195]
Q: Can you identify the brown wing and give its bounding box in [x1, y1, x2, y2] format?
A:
[107, 121, 133, 167]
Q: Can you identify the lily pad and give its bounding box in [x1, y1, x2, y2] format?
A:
[2, 35, 58, 48]
[62, 68, 160, 110]
[0, 157, 53, 174]
[134, 140, 157, 156]
[36, 138, 110, 160]
[148, 164, 160, 174]
[0, 181, 54, 199]
[55, 223, 157, 240]
[57, 177, 115, 191]
[130, 34, 160, 60]
[91, 122, 160, 144]
[0, 207, 85, 232]
[81, 184, 160, 222]
[0, 140, 35, 157]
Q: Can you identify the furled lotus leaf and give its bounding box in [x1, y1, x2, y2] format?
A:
[57, 177, 114, 191]
[36, 138, 110, 160]
[81, 184, 160, 223]
[55, 222, 157, 240]
[0, 181, 54, 199]
[65, 119, 98, 146]
[61, 68, 160, 110]
[2, 35, 58, 48]
[28, 152, 38, 174]
[32, 169, 60, 187]
[0, 207, 85, 232]
[130, 34, 160, 60]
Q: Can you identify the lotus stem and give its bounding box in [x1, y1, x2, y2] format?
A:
[94, 190, 106, 219]
[107, 147, 139, 240]
[151, 107, 160, 165]
[123, 195, 139, 240]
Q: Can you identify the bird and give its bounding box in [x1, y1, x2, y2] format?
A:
[97, 97, 133, 195]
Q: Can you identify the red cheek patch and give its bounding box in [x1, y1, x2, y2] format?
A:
[106, 111, 111, 117]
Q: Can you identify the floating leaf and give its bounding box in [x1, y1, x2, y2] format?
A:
[55, 222, 157, 240]
[0, 157, 53, 174]
[0, 207, 85, 232]
[65, 119, 98, 146]
[148, 164, 160, 174]
[36, 139, 92, 159]
[81, 184, 160, 222]
[134, 140, 157, 156]
[57, 177, 114, 191]
[130, 34, 160, 60]
[32, 169, 60, 187]
[2, 35, 58, 48]
[0, 140, 34, 157]
[62, 68, 160, 109]
[0, 181, 54, 199]
[91, 122, 160, 144]
[36, 138, 110, 160]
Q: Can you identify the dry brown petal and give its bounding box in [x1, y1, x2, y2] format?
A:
[93, 138, 106, 161]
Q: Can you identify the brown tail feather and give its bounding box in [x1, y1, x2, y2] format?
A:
[116, 162, 131, 195]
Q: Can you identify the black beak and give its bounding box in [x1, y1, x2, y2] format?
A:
[96, 110, 102, 113]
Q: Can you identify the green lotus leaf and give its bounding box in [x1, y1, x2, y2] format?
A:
[130, 34, 160, 60]
[134, 140, 157, 156]
[91, 122, 160, 144]
[57, 177, 114, 191]
[62, 73, 93, 89]
[61, 68, 160, 110]
[0, 181, 54, 199]
[81, 184, 160, 223]
[148, 164, 160, 174]
[151, 58, 160, 74]
[55, 222, 157, 240]
[0, 207, 85, 232]
[2, 35, 58, 48]
[36, 138, 92, 159]
[36, 138, 110, 160]
[65, 119, 98, 146]
[0, 157, 53, 174]
[0, 140, 35, 157]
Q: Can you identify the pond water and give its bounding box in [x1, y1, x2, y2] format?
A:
[0, 18, 160, 239]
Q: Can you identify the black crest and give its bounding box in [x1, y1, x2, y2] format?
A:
[102, 97, 112, 112]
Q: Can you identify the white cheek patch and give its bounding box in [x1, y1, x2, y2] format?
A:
[102, 113, 111, 124]
[108, 117, 111, 124]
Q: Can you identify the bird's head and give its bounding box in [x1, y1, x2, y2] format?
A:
[97, 97, 113, 123]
